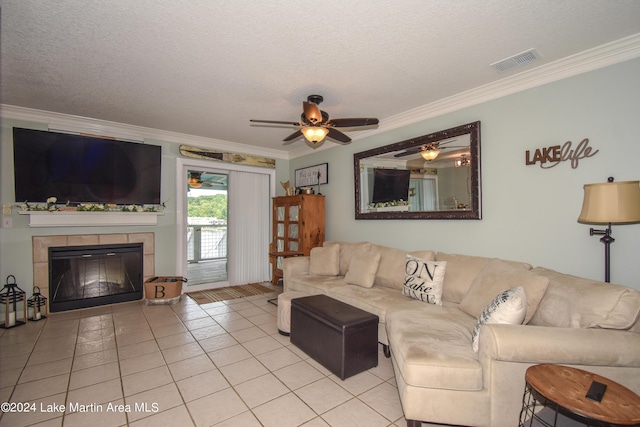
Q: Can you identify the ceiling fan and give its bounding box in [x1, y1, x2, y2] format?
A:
[188, 172, 227, 189]
[393, 138, 466, 161]
[250, 95, 379, 146]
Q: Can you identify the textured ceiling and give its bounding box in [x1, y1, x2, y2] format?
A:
[2, 0, 640, 156]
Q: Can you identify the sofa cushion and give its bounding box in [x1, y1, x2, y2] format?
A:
[435, 253, 494, 303]
[471, 286, 527, 352]
[459, 258, 548, 324]
[529, 267, 640, 330]
[309, 244, 340, 276]
[372, 244, 435, 290]
[386, 303, 482, 391]
[329, 285, 411, 324]
[285, 274, 348, 295]
[344, 249, 381, 288]
[324, 241, 372, 276]
[402, 255, 446, 305]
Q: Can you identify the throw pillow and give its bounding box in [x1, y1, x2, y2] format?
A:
[309, 244, 340, 276]
[459, 258, 549, 324]
[402, 255, 447, 305]
[372, 244, 436, 290]
[324, 241, 372, 276]
[472, 286, 527, 352]
[344, 249, 381, 288]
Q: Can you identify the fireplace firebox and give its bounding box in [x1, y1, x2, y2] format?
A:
[49, 243, 143, 312]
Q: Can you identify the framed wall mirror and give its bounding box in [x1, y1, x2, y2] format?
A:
[354, 121, 481, 219]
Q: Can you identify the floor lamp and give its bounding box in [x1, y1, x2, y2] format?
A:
[578, 178, 640, 282]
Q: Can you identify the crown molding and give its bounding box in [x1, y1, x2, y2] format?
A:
[3, 33, 639, 161]
[0, 105, 291, 160]
[289, 33, 640, 158]
[348, 33, 640, 143]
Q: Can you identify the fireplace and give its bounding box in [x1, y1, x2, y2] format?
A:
[48, 243, 143, 312]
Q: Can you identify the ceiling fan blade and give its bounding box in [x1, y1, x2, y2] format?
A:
[327, 128, 351, 144]
[393, 145, 425, 157]
[437, 139, 458, 146]
[327, 118, 379, 127]
[250, 119, 301, 126]
[303, 101, 323, 124]
[283, 130, 303, 143]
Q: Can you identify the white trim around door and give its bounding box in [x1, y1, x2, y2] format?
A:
[176, 157, 276, 291]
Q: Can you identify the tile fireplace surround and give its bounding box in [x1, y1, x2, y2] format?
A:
[32, 233, 156, 312]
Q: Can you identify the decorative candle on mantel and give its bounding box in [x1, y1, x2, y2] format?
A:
[0, 275, 27, 329]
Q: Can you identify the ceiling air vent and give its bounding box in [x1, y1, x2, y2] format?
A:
[490, 48, 541, 73]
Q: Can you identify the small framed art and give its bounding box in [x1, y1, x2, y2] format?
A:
[295, 163, 328, 187]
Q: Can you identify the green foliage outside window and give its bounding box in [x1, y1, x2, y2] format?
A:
[188, 194, 227, 220]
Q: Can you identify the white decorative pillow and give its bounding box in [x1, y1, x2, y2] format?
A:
[402, 255, 446, 305]
[459, 258, 549, 324]
[309, 244, 340, 276]
[471, 286, 527, 352]
[344, 250, 381, 288]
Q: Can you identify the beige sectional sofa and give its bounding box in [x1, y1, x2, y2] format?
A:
[282, 241, 640, 427]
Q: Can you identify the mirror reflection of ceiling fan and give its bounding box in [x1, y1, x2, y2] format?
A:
[393, 138, 465, 161]
[250, 95, 379, 146]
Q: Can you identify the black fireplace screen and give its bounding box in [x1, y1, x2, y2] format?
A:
[49, 243, 143, 312]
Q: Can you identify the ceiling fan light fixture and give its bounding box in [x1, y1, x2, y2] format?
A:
[455, 155, 471, 167]
[421, 149, 440, 161]
[301, 127, 329, 144]
[188, 172, 201, 186]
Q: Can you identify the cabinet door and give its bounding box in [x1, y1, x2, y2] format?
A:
[287, 203, 300, 251]
[275, 205, 286, 252]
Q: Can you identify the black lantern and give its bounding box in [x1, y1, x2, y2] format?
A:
[0, 275, 27, 328]
[27, 286, 47, 321]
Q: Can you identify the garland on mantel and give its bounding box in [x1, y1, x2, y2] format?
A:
[367, 199, 409, 209]
[18, 197, 165, 213]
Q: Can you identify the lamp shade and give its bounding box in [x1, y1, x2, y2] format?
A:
[420, 149, 440, 161]
[578, 180, 640, 225]
[301, 127, 328, 144]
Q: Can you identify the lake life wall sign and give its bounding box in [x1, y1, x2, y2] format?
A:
[525, 138, 598, 169]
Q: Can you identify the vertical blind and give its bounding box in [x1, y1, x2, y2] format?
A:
[227, 170, 271, 285]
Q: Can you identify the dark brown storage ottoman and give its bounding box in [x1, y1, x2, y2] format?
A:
[290, 294, 379, 380]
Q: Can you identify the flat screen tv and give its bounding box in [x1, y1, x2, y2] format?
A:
[371, 168, 410, 203]
[13, 128, 162, 205]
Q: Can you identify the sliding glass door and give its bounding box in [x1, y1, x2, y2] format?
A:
[186, 170, 228, 286]
[176, 158, 274, 292]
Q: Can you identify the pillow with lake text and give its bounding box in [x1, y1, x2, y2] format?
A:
[402, 255, 447, 305]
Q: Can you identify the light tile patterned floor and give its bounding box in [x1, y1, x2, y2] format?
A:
[0, 284, 415, 427]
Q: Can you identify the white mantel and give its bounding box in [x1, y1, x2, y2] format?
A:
[18, 211, 163, 227]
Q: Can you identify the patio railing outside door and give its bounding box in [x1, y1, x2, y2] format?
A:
[187, 221, 227, 263]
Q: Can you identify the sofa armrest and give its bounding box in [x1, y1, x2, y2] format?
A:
[282, 256, 310, 291]
[479, 324, 640, 367]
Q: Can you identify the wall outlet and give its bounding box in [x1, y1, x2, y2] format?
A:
[2, 217, 12, 229]
[2, 204, 11, 215]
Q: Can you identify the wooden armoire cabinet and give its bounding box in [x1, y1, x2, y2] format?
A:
[269, 194, 325, 285]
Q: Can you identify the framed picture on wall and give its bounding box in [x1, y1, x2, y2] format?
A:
[295, 163, 328, 187]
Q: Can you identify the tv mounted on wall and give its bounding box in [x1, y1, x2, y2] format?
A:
[371, 168, 410, 203]
[13, 128, 162, 205]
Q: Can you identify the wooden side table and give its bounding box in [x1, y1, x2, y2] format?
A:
[519, 364, 640, 426]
